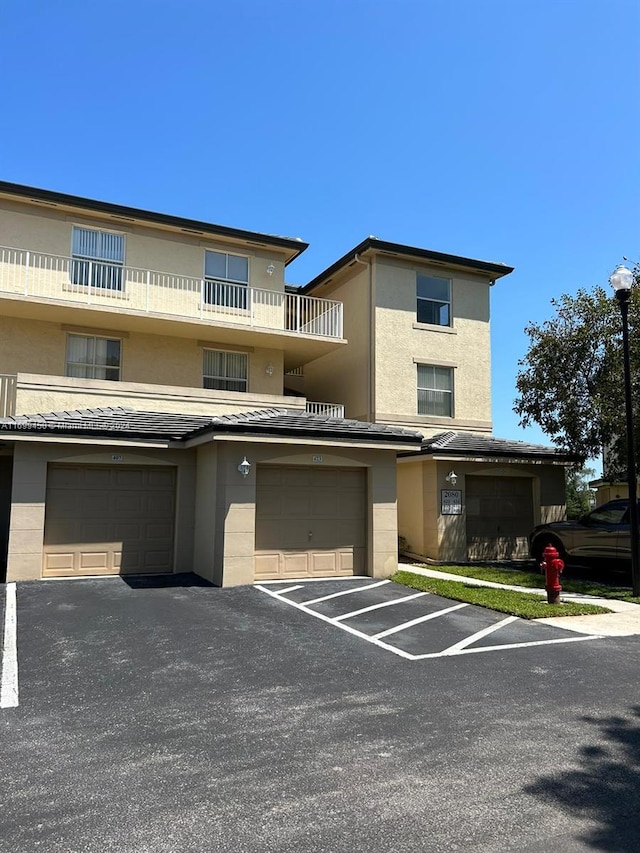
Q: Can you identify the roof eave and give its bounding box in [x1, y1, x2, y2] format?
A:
[302, 237, 514, 294]
[0, 181, 308, 265]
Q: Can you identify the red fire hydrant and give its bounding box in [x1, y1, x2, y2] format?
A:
[540, 544, 564, 604]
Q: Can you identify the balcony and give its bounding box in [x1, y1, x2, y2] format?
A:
[0, 247, 344, 360]
[305, 401, 345, 418]
[0, 372, 345, 422]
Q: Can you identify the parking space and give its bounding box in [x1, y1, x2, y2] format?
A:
[256, 577, 603, 659]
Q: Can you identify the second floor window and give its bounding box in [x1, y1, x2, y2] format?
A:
[71, 226, 124, 291]
[204, 250, 249, 309]
[417, 364, 453, 417]
[417, 274, 451, 326]
[203, 349, 248, 392]
[66, 334, 121, 381]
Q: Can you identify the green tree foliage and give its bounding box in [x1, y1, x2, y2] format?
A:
[565, 467, 595, 519]
[514, 266, 640, 473]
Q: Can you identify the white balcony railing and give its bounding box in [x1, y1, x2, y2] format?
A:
[0, 246, 343, 340]
[0, 374, 16, 417]
[305, 402, 345, 418]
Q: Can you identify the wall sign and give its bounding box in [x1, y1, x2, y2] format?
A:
[111, 455, 124, 462]
[441, 489, 462, 515]
[312, 455, 324, 463]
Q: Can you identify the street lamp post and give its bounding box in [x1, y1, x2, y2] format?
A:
[610, 264, 640, 596]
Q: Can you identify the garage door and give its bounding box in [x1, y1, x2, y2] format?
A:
[465, 476, 533, 560]
[255, 466, 366, 580]
[43, 464, 176, 577]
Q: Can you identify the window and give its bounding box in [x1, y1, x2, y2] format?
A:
[66, 334, 121, 381]
[204, 250, 249, 309]
[416, 275, 451, 326]
[203, 349, 248, 392]
[71, 226, 124, 291]
[417, 364, 453, 417]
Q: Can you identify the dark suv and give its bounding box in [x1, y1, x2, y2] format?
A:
[529, 499, 638, 563]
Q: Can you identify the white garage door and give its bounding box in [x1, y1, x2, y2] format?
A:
[43, 464, 176, 577]
[254, 465, 366, 580]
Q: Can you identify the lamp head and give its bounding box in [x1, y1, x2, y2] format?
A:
[237, 457, 251, 478]
[445, 470, 458, 487]
[611, 265, 634, 302]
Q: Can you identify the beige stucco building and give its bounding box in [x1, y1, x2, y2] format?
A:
[298, 238, 569, 561]
[0, 182, 421, 586]
[0, 181, 569, 584]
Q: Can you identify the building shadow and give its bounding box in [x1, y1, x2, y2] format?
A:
[524, 707, 640, 851]
[121, 572, 214, 590]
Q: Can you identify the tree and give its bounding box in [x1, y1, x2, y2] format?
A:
[565, 467, 595, 519]
[514, 265, 640, 473]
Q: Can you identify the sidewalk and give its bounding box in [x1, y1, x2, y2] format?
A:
[398, 561, 640, 637]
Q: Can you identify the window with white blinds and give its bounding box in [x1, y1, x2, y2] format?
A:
[66, 334, 121, 381]
[203, 349, 248, 392]
[71, 226, 125, 291]
[417, 364, 453, 417]
[204, 250, 249, 308]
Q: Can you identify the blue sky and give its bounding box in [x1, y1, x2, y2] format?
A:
[2, 0, 638, 467]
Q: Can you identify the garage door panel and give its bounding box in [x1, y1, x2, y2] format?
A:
[310, 551, 337, 574]
[282, 493, 312, 517]
[255, 465, 366, 580]
[255, 553, 280, 579]
[79, 551, 110, 570]
[44, 464, 176, 577]
[282, 552, 309, 576]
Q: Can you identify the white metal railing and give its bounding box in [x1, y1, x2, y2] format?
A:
[0, 374, 17, 417]
[0, 246, 344, 340]
[305, 401, 345, 418]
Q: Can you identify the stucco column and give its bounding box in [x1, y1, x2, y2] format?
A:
[368, 453, 399, 579]
[218, 443, 257, 587]
[6, 443, 47, 582]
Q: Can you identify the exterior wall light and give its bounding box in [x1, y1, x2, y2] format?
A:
[266, 263, 275, 276]
[238, 457, 251, 478]
[445, 470, 458, 486]
[265, 362, 274, 376]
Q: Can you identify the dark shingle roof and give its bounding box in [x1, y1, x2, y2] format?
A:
[402, 430, 573, 461]
[0, 406, 423, 446]
[0, 181, 308, 264]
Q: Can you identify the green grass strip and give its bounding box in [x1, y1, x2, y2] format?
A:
[414, 563, 640, 603]
[392, 570, 611, 620]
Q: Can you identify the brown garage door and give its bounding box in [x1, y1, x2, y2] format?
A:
[465, 475, 533, 560]
[255, 465, 366, 580]
[43, 464, 176, 577]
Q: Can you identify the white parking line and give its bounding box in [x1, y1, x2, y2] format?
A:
[254, 584, 604, 660]
[411, 634, 601, 660]
[1, 583, 19, 708]
[274, 585, 304, 596]
[256, 583, 417, 659]
[372, 602, 469, 639]
[302, 580, 390, 606]
[441, 616, 517, 654]
[334, 591, 429, 621]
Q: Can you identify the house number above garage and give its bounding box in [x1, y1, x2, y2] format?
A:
[312, 455, 323, 463]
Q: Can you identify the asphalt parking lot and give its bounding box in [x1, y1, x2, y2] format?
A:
[2, 574, 640, 853]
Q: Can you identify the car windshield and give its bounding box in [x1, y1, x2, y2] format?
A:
[587, 505, 628, 525]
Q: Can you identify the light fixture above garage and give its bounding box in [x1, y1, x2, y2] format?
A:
[445, 470, 458, 486]
[266, 263, 275, 276]
[238, 457, 251, 478]
[265, 362, 274, 376]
